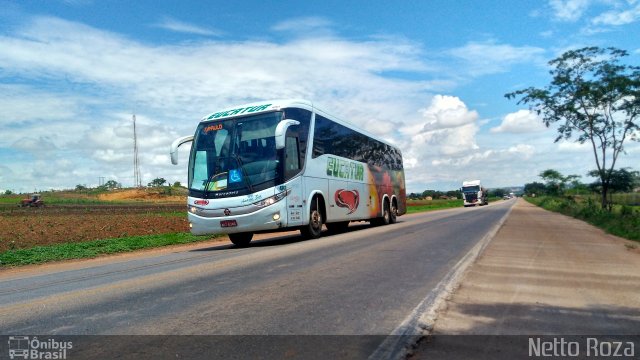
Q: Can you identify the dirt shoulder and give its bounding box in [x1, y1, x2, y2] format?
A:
[412, 198, 640, 357]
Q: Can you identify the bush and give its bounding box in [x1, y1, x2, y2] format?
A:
[526, 196, 639, 241]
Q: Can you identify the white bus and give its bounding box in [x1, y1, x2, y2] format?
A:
[170, 99, 406, 246]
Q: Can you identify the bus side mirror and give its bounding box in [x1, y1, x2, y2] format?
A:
[275, 119, 300, 150]
[170, 135, 194, 165]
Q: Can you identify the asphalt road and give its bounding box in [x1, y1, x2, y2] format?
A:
[0, 200, 515, 358]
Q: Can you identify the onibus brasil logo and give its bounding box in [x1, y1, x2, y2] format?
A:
[8, 336, 72, 360]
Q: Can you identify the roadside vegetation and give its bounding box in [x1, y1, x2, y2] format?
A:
[506, 47, 639, 211]
[0, 233, 218, 267]
[525, 196, 639, 242]
[524, 168, 640, 242]
[508, 46, 639, 242]
[406, 198, 463, 213]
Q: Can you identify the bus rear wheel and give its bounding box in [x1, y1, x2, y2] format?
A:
[389, 200, 398, 224]
[229, 232, 253, 247]
[372, 200, 391, 226]
[301, 199, 323, 239]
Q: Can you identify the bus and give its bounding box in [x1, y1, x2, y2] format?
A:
[170, 99, 406, 246]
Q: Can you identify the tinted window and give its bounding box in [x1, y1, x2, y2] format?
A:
[282, 107, 312, 170]
[312, 115, 403, 170]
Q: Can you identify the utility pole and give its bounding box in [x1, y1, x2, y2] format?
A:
[133, 114, 142, 188]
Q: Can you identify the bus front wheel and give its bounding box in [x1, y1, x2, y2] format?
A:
[229, 232, 253, 247]
[301, 199, 323, 239]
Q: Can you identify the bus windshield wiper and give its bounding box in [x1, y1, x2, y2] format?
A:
[232, 154, 254, 193]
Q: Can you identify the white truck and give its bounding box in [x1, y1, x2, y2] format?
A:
[461, 180, 488, 207]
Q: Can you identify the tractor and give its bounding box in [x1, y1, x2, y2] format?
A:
[20, 193, 44, 207]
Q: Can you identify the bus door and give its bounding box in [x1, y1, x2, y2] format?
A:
[283, 134, 304, 227]
[285, 177, 304, 227]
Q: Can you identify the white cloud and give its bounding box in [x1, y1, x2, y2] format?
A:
[418, 95, 479, 131]
[271, 17, 334, 36]
[557, 140, 591, 152]
[491, 109, 548, 133]
[0, 84, 83, 122]
[448, 41, 546, 76]
[508, 144, 536, 157]
[549, 0, 593, 22]
[153, 17, 222, 36]
[0, 16, 438, 190]
[400, 96, 481, 166]
[592, 3, 640, 25]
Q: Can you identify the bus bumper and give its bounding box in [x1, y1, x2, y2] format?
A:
[187, 201, 287, 235]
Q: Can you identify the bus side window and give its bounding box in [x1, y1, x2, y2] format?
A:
[284, 136, 301, 180]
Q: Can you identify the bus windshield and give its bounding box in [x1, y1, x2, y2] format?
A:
[462, 185, 480, 192]
[189, 111, 283, 196]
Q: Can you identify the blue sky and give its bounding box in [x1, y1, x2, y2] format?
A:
[1, 0, 639, 193]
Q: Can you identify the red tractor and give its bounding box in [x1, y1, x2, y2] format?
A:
[20, 193, 44, 207]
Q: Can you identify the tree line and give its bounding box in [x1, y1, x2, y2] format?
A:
[524, 168, 639, 202]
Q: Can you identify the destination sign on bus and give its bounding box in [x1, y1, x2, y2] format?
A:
[205, 104, 273, 121]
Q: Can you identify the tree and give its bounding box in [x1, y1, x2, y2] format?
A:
[104, 180, 121, 190]
[172, 181, 182, 188]
[491, 188, 506, 198]
[506, 47, 640, 209]
[538, 169, 579, 195]
[148, 177, 167, 187]
[524, 182, 546, 196]
[589, 167, 636, 192]
[75, 184, 88, 191]
[3, 190, 13, 195]
[539, 169, 564, 195]
[446, 190, 462, 199]
[633, 170, 640, 190]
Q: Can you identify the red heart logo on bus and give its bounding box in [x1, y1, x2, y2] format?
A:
[335, 189, 360, 214]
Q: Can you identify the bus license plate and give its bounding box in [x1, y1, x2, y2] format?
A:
[220, 220, 237, 228]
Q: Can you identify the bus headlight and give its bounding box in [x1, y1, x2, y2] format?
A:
[253, 189, 290, 208]
[189, 206, 199, 214]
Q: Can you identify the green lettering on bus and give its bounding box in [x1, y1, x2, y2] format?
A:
[326, 157, 364, 181]
[206, 104, 272, 121]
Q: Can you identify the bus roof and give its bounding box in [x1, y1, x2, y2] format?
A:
[200, 99, 312, 122]
[200, 99, 400, 151]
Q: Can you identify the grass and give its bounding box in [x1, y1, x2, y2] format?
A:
[406, 197, 504, 214]
[525, 196, 640, 242]
[0, 232, 221, 267]
[406, 198, 463, 213]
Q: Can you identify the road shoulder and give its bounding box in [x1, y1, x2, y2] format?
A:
[412, 198, 640, 357]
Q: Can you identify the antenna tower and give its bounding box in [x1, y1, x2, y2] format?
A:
[133, 114, 142, 187]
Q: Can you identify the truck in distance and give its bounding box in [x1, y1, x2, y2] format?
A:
[461, 180, 488, 207]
